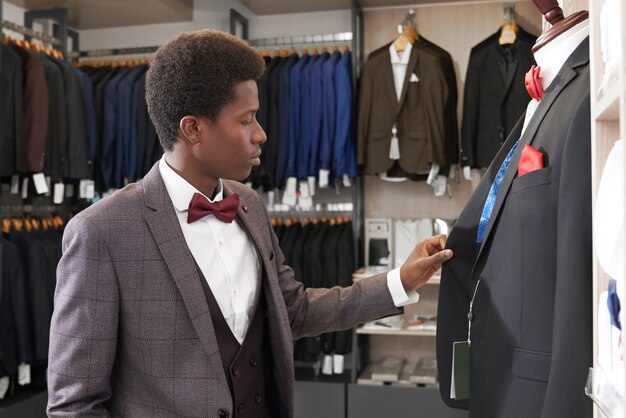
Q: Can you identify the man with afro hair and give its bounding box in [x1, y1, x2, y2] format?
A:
[48, 30, 452, 417]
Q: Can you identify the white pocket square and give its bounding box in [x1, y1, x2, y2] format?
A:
[410, 73, 419, 82]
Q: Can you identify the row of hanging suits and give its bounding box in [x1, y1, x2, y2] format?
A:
[0, 41, 91, 181]
[78, 64, 162, 193]
[0, 42, 161, 194]
[249, 48, 357, 191]
[0, 226, 63, 388]
[273, 218, 355, 361]
[357, 35, 458, 179]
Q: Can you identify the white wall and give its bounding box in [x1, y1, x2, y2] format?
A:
[250, 9, 351, 40]
[78, 1, 352, 50]
[3, 0, 352, 51]
[3, 0, 25, 24]
[79, 0, 254, 49]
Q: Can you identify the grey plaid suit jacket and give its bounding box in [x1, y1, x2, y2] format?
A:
[48, 163, 400, 417]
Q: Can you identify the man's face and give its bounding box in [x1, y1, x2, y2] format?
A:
[193, 80, 266, 181]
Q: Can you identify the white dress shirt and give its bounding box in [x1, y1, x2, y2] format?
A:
[390, 42, 412, 101]
[159, 157, 418, 342]
[159, 157, 261, 344]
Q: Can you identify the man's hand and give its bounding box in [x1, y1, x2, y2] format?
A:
[400, 234, 453, 292]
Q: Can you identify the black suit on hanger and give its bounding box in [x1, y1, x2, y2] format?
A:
[461, 27, 537, 169]
[437, 38, 592, 418]
[0, 239, 32, 376]
[40, 54, 67, 183]
[0, 44, 24, 177]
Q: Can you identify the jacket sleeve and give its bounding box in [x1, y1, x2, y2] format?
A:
[47, 216, 119, 417]
[258, 194, 401, 338]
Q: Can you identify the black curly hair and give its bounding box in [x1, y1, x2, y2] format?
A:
[145, 30, 265, 151]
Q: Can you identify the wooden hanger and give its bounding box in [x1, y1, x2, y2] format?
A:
[261, 49, 270, 57]
[2, 218, 10, 234]
[301, 47, 308, 55]
[531, 0, 589, 53]
[273, 48, 281, 58]
[281, 48, 289, 58]
[11, 218, 23, 232]
[310, 47, 319, 55]
[394, 27, 418, 53]
[499, 3, 519, 45]
[321, 46, 328, 53]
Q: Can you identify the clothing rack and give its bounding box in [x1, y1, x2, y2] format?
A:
[71, 45, 160, 59]
[248, 31, 353, 48]
[1, 19, 61, 46]
[269, 202, 355, 215]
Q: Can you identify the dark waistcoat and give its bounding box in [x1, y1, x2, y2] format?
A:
[197, 266, 271, 418]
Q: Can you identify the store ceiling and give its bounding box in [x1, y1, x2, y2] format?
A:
[4, 0, 193, 29]
[238, 0, 507, 15]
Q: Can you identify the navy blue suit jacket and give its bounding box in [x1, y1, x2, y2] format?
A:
[319, 51, 341, 175]
[275, 54, 299, 188]
[287, 54, 310, 179]
[334, 51, 357, 177]
[308, 52, 329, 177]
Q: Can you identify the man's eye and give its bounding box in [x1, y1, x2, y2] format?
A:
[242, 119, 253, 126]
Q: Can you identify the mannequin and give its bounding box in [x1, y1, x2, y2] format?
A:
[437, 1, 593, 416]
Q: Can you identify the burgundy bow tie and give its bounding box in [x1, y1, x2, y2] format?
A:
[187, 192, 239, 224]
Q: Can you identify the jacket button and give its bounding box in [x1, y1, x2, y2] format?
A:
[231, 366, 239, 376]
[250, 356, 257, 367]
[255, 395, 262, 404]
[237, 403, 245, 413]
[218, 408, 229, 418]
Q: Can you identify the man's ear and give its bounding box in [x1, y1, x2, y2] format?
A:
[179, 116, 202, 144]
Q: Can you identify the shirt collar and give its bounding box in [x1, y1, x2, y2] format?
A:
[389, 42, 412, 65]
[158, 156, 224, 212]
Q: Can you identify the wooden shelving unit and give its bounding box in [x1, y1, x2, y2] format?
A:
[588, 0, 626, 416]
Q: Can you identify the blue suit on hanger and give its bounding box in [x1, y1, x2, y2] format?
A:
[101, 67, 131, 190]
[287, 53, 310, 179]
[308, 51, 329, 178]
[115, 65, 147, 188]
[334, 50, 357, 177]
[275, 54, 299, 188]
[297, 54, 319, 180]
[319, 50, 341, 179]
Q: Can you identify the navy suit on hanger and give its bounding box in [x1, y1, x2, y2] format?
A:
[319, 50, 341, 179]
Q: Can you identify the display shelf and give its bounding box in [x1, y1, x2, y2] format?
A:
[356, 326, 436, 337]
[594, 84, 620, 120]
[588, 0, 626, 415]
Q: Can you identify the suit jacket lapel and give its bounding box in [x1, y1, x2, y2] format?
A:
[475, 38, 589, 261]
[380, 47, 399, 116]
[222, 183, 282, 325]
[142, 164, 225, 380]
[396, 44, 419, 119]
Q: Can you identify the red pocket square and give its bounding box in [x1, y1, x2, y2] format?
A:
[518, 144, 544, 177]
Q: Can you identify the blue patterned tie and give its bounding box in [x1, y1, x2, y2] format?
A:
[476, 140, 520, 243]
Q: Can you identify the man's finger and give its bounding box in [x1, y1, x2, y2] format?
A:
[419, 248, 453, 269]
